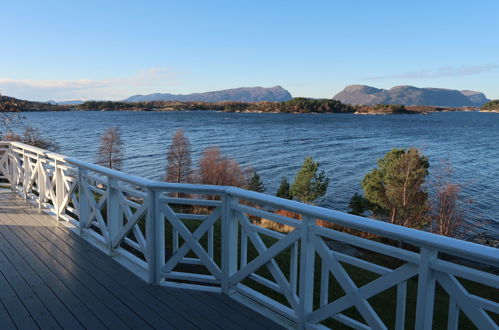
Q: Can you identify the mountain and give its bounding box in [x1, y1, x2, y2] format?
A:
[459, 90, 490, 106]
[333, 85, 490, 107]
[123, 86, 293, 103]
[57, 100, 85, 105]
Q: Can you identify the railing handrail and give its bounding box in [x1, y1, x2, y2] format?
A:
[5, 140, 498, 267]
[227, 187, 499, 266]
[3, 141, 498, 329]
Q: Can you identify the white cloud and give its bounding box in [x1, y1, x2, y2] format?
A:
[366, 64, 498, 80]
[0, 67, 183, 101]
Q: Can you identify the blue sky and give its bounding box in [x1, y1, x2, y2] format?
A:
[1, 0, 498, 101]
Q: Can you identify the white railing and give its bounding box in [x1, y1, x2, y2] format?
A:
[0, 141, 497, 329]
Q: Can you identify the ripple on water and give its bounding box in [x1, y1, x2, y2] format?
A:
[18, 110, 499, 238]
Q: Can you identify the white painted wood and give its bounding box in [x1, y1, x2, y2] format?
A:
[395, 281, 407, 330]
[77, 168, 90, 235]
[3, 141, 498, 330]
[447, 298, 459, 330]
[299, 216, 316, 328]
[222, 195, 239, 294]
[145, 189, 164, 284]
[415, 248, 438, 330]
[106, 176, 122, 254]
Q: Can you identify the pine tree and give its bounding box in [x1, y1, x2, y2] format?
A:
[360, 148, 430, 229]
[247, 171, 265, 193]
[290, 157, 329, 204]
[276, 177, 292, 199]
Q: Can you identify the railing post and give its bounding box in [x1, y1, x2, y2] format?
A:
[221, 193, 238, 295]
[9, 149, 17, 191]
[22, 152, 29, 198]
[77, 168, 90, 235]
[106, 177, 122, 254]
[37, 154, 46, 209]
[54, 160, 64, 222]
[415, 247, 438, 330]
[298, 215, 315, 328]
[146, 189, 164, 285]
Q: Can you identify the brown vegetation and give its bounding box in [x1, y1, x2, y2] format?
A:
[96, 126, 125, 170]
[197, 147, 250, 187]
[2, 126, 59, 151]
[166, 129, 192, 184]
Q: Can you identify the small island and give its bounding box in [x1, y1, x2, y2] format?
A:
[481, 100, 499, 112]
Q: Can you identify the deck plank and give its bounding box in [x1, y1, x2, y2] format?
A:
[0, 190, 285, 330]
[0, 247, 62, 329]
[1, 196, 219, 329]
[0, 236, 84, 329]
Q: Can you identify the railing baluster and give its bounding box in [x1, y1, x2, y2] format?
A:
[37, 154, 46, 209]
[77, 168, 89, 235]
[290, 240, 298, 296]
[415, 248, 438, 330]
[106, 177, 122, 254]
[146, 189, 164, 285]
[221, 194, 238, 294]
[299, 215, 315, 328]
[9, 148, 17, 191]
[241, 229, 247, 267]
[320, 260, 329, 307]
[22, 152, 29, 198]
[447, 298, 459, 330]
[54, 160, 64, 222]
[395, 281, 407, 330]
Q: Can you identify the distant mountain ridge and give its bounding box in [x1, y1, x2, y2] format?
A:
[333, 85, 490, 107]
[123, 86, 292, 103]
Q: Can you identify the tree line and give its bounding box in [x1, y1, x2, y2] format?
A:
[77, 98, 356, 114]
[481, 99, 499, 111]
[96, 126, 468, 240]
[96, 126, 330, 204]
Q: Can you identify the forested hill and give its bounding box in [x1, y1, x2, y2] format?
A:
[0, 94, 60, 112]
[1, 93, 491, 114]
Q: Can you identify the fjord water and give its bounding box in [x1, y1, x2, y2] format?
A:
[22, 110, 499, 238]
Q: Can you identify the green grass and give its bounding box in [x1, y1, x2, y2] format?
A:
[161, 209, 498, 329]
[63, 193, 497, 329]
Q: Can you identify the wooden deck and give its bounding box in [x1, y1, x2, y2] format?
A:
[0, 190, 283, 329]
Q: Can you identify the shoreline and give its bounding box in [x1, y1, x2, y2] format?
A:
[10, 108, 496, 115]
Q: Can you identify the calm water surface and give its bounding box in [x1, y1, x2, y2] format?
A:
[20, 111, 499, 238]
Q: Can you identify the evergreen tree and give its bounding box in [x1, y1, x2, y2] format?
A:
[276, 177, 292, 199]
[290, 157, 329, 204]
[248, 171, 266, 193]
[348, 193, 367, 215]
[360, 148, 430, 229]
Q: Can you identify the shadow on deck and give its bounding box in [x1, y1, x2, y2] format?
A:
[0, 190, 283, 329]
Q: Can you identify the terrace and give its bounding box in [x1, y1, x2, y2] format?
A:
[0, 141, 497, 329]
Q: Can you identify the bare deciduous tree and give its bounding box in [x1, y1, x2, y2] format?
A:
[166, 129, 192, 183]
[197, 147, 250, 187]
[431, 183, 463, 237]
[0, 92, 22, 136]
[430, 164, 469, 238]
[96, 126, 125, 170]
[3, 126, 59, 151]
